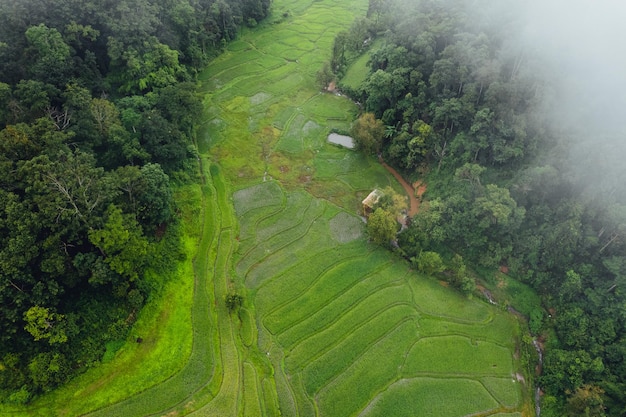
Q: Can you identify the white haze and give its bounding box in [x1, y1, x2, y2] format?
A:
[507, 0, 626, 202]
[521, 0, 626, 133]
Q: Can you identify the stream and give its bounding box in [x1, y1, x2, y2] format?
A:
[532, 339, 544, 416]
[481, 289, 544, 416]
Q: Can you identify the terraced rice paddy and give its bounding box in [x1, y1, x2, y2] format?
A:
[195, 0, 529, 412]
[12, 0, 531, 415]
[235, 183, 525, 416]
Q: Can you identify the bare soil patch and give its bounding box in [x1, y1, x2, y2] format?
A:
[380, 161, 423, 217]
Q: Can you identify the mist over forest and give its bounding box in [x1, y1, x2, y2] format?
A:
[520, 0, 626, 203]
[469, 0, 626, 202]
[334, 0, 626, 415]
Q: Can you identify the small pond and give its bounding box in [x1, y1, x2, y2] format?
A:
[327, 133, 355, 149]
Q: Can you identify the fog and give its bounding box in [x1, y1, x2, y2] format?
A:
[501, 0, 626, 202]
[521, 0, 626, 134]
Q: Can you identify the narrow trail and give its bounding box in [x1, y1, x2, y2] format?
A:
[379, 160, 425, 217]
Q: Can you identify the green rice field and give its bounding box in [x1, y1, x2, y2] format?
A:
[235, 183, 525, 416]
[6, 0, 532, 415]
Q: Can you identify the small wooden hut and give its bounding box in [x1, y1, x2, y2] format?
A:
[362, 189, 383, 217]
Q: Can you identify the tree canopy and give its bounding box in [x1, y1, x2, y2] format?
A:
[335, 0, 626, 414]
[0, 0, 270, 402]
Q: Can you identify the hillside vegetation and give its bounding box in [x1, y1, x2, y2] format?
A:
[1, 0, 537, 416]
[0, 0, 269, 404]
[329, 0, 626, 415]
[199, 0, 529, 414]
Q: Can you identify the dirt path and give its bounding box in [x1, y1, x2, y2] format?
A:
[380, 160, 425, 217]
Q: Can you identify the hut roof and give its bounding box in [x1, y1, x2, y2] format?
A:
[362, 189, 383, 209]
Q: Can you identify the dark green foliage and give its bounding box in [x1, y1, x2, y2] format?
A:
[350, 112, 384, 155]
[0, 0, 270, 401]
[24, 24, 72, 88]
[349, 0, 542, 170]
[316, 62, 334, 89]
[338, 0, 626, 414]
[565, 385, 607, 417]
[135, 163, 174, 229]
[412, 251, 444, 276]
[329, 17, 376, 78]
[225, 292, 244, 312]
[367, 207, 397, 246]
[443, 254, 475, 296]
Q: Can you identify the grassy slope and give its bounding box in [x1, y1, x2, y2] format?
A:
[2, 184, 200, 416]
[339, 39, 383, 90]
[199, 0, 531, 413]
[238, 186, 525, 416]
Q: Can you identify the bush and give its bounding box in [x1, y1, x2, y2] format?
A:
[8, 386, 31, 405]
[412, 251, 445, 276]
[225, 292, 243, 312]
[367, 208, 397, 246]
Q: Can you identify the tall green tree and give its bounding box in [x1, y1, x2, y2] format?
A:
[412, 251, 444, 276]
[351, 112, 384, 155]
[88, 205, 148, 282]
[23, 306, 67, 345]
[24, 24, 72, 87]
[367, 207, 397, 246]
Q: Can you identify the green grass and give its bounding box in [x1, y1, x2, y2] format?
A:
[261, 378, 281, 417]
[340, 46, 374, 89]
[315, 320, 418, 417]
[226, 40, 252, 52]
[272, 106, 298, 130]
[236, 198, 326, 278]
[235, 181, 526, 416]
[277, 263, 400, 331]
[301, 310, 417, 395]
[360, 378, 501, 417]
[494, 271, 543, 317]
[237, 204, 285, 251]
[481, 376, 522, 408]
[313, 150, 369, 180]
[402, 335, 513, 377]
[301, 93, 356, 119]
[252, 241, 366, 299]
[233, 181, 284, 216]
[101, 340, 125, 363]
[211, 63, 264, 86]
[329, 211, 364, 243]
[339, 168, 396, 191]
[409, 275, 493, 322]
[239, 308, 255, 347]
[263, 256, 396, 334]
[255, 191, 312, 237]
[206, 49, 264, 76]
[244, 215, 348, 287]
[283, 289, 414, 370]
[418, 312, 518, 346]
[243, 362, 263, 416]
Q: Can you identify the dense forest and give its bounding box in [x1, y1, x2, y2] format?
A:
[330, 0, 626, 416]
[1, 0, 624, 414]
[0, 0, 269, 403]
